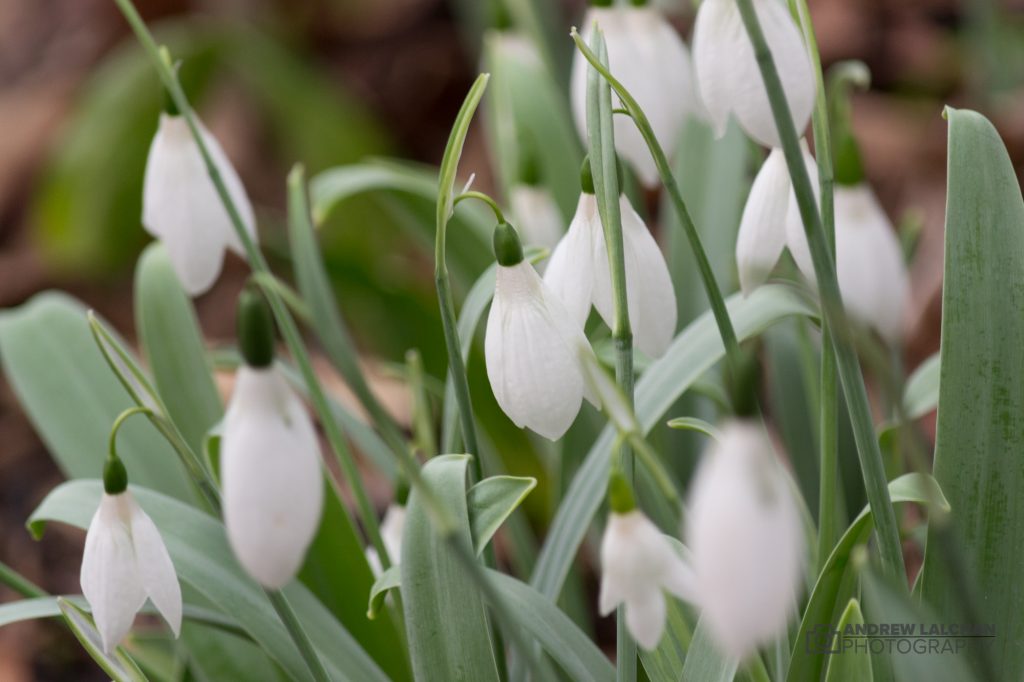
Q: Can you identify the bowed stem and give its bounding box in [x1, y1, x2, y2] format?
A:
[735, 0, 906, 580]
[584, 29, 637, 682]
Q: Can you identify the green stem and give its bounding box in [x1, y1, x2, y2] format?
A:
[266, 591, 332, 682]
[0, 561, 46, 599]
[107, 406, 155, 461]
[570, 30, 745, 409]
[734, 0, 905, 579]
[406, 349, 438, 458]
[791, 0, 841, 573]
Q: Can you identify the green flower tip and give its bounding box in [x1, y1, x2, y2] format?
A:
[395, 478, 411, 506]
[518, 146, 542, 187]
[237, 287, 276, 368]
[608, 471, 636, 514]
[580, 156, 595, 195]
[833, 131, 865, 186]
[493, 222, 525, 266]
[726, 341, 761, 418]
[491, 0, 513, 30]
[589, 0, 614, 6]
[103, 457, 128, 495]
[628, 0, 649, 6]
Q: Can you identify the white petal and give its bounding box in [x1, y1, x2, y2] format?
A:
[693, 0, 814, 147]
[142, 114, 256, 296]
[80, 493, 147, 653]
[509, 185, 564, 252]
[221, 367, 325, 589]
[783, 141, 823, 280]
[486, 262, 589, 440]
[365, 548, 383, 578]
[686, 420, 805, 660]
[736, 149, 791, 293]
[380, 504, 406, 564]
[543, 194, 598, 326]
[626, 589, 667, 651]
[591, 196, 677, 357]
[127, 494, 182, 637]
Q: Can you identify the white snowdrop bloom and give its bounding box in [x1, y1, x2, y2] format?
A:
[786, 183, 909, 343]
[143, 113, 257, 296]
[599, 509, 697, 650]
[545, 191, 677, 357]
[686, 420, 805, 660]
[486, 223, 597, 441]
[693, 0, 815, 148]
[509, 184, 565, 251]
[571, 3, 696, 186]
[366, 504, 406, 576]
[221, 366, 324, 589]
[80, 489, 182, 653]
[736, 143, 818, 293]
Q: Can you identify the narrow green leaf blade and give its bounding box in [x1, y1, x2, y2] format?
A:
[467, 475, 537, 555]
[58, 597, 149, 682]
[823, 599, 873, 682]
[903, 352, 939, 419]
[680, 616, 739, 682]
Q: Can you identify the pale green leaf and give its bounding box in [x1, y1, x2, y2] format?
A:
[823, 599, 873, 682]
[467, 475, 537, 555]
[58, 598, 149, 682]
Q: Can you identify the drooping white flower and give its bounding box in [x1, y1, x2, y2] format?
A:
[221, 366, 324, 589]
[686, 420, 805, 660]
[736, 142, 818, 293]
[693, 0, 815, 148]
[485, 258, 597, 441]
[572, 4, 697, 186]
[509, 184, 565, 251]
[545, 192, 677, 357]
[366, 504, 406, 576]
[80, 490, 182, 653]
[142, 113, 257, 296]
[599, 509, 696, 650]
[786, 183, 909, 343]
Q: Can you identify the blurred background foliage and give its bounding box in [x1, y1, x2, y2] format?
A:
[1, 0, 1024, 678]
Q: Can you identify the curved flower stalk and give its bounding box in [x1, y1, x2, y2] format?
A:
[485, 221, 597, 441]
[81, 453, 181, 653]
[686, 420, 805, 660]
[571, 1, 696, 186]
[545, 163, 677, 358]
[736, 142, 818, 293]
[693, 0, 815, 148]
[786, 183, 909, 343]
[221, 290, 324, 589]
[143, 112, 257, 296]
[599, 474, 694, 650]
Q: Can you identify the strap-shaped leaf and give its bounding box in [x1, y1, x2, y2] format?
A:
[58, 598, 149, 682]
[467, 476, 536, 556]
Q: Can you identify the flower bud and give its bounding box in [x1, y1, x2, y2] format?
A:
[237, 288, 275, 368]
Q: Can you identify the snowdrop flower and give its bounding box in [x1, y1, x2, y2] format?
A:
[686, 420, 805, 660]
[735, 142, 818, 293]
[486, 221, 597, 440]
[366, 503, 406, 576]
[143, 112, 257, 296]
[221, 290, 324, 589]
[80, 458, 181, 653]
[693, 0, 815, 147]
[571, 0, 697, 186]
[599, 473, 696, 650]
[786, 183, 909, 343]
[545, 162, 677, 357]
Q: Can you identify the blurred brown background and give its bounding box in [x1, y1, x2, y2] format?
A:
[1, 0, 1023, 677]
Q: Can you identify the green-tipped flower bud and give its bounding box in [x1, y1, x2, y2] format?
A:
[237, 288, 275, 368]
[103, 457, 128, 495]
[608, 471, 637, 514]
[725, 341, 761, 418]
[493, 222, 525, 266]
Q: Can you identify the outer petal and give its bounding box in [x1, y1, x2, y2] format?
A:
[626, 589, 667, 651]
[486, 262, 588, 440]
[142, 114, 256, 296]
[544, 194, 598, 326]
[592, 196, 677, 358]
[127, 494, 182, 637]
[693, 0, 814, 147]
[80, 493, 147, 653]
[736, 149, 791, 294]
[686, 420, 805, 660]
[783, 141, 823, 280]
[221, 367, 325, 588]
[509, 185, 565, 251]
[380, 504, 406, 564]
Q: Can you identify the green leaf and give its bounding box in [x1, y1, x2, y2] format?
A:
[28, 480, 388, 682]
[639, 536, 693, 682]
[467, 476, 537, 555]
[530, 285, 817, 600]
[0, 293, 195, 502]
[786, 473, 949, 682]
[367, 567, 401, 621]
[401, 455, 500, 681]
[666, 417, 720, 440]
[903, 352, 939, 419]
[918, 107, 1024, 679]
[58, 597, 149, 682]
[823, 599, 873, 682]
[135, 243, 223, 453]
[680, 616, 739, 682]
